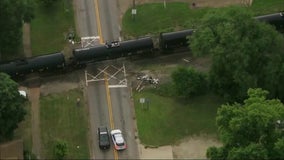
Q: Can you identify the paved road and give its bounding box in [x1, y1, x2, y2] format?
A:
[74, 0, 120, 42]
[74, 0, 98, 37]
[97, 0, 121, 42]
[74, 0, 139, 158]
[87, 81, 113, 159]
[86, 63, 139, 159]
[110, 87, 139, 159]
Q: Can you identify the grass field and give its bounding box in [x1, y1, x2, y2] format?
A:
[40, 89, 89, 159]
[251, 0, 284, 15]
[134, 90, 224, 146]
[122, 2, 208, 37]
[30, 0, 75, 55]
[122, 1, 284, 37]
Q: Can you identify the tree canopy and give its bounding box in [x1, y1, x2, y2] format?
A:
[0, 73, 26, 142]
[207, 88, 284, 160]
[0, 0, 34, 57]
[37, 0, 59, 7]
[190, 7, 284, 102]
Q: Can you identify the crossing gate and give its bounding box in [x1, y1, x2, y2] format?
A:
[81, 36, 101, 48]
[85, 64, 127, 88]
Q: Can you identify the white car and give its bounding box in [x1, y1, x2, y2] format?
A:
[110, 129, 127, 150]
[18, 90, 27, 98]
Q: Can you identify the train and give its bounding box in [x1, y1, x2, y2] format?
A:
[159, 29, 194, 50]
[0, 53, 65, 77]
[73, 37, 154, 66]
[0, 12, 283, 78]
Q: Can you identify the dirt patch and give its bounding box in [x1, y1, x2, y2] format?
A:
[172, 134, 222, 159]
[40, 82, 79, 96]
[36, 70, 85, 96]
[23, 23, 32, 57]
[139, 144, 173, 159]
[29, 87, 41, 159]
[138, 134, 222, 159]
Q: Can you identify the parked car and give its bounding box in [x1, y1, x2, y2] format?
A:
[110, 129, 127, 150]
[98, 127, 110, 150]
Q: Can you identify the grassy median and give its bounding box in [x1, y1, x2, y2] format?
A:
[40, 89, 89, 159]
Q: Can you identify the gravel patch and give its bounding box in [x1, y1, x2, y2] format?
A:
[172, 134, 222, 159]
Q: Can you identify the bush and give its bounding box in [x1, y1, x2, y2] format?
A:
[53, 139, 67, 160]
[171, 66, 208, 97]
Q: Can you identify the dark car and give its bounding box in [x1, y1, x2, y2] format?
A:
[98, 127, 110, 150]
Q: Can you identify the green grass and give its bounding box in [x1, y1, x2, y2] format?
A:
[134, 90, 224, 146]
[30, 0, 75, 55]
[122, 1, 284, 37]
[250, 0, 284, 15]
[40, 89, 89, 159]
[122, 3, 208, 37]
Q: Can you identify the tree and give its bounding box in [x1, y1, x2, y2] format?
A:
[23, 0, 35, 23]
[207, 88, 284, 160]
[273, 138, 284, 159]
[190, 7, 284, 102]
[0, 73, 26, 142]
[171, 66, 207, 97]
[0, 0, 34, 56]
[38, 0, 59, 7]
[54, 139, 68, 160]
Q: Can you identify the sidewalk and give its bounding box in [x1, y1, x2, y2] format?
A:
[23, 23, 32, 57]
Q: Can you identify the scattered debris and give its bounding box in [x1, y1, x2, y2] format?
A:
[136, 73, 159, 92]
[183, 58, 191, 63]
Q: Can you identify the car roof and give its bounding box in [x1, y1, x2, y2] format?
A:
[114, 133, 124, 144]
[111, 129, 121, 134]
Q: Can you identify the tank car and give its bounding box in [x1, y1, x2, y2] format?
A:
[255, 12, 284, 31]
[73, 37, 154, 65]
[0, 52, 65, 77]
[159, 29, 194, 51]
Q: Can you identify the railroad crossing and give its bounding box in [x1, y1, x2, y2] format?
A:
[85, 64, 127, 88]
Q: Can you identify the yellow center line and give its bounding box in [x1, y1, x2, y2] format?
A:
[104, 73, 114, 129]
[94, 0, 104, 44]
[104, 73, 118, 160]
